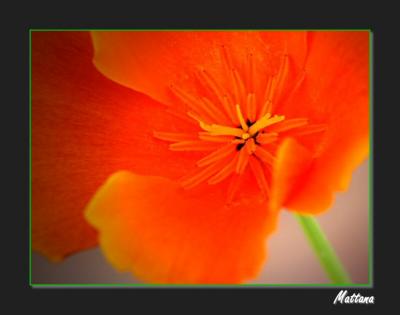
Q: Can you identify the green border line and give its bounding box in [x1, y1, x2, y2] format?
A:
[369, 31, 374, 287]
[29, 28, 373, 288]
[31, 283, 370, 288]
[29, 28, 372, 32]
[29, 29, 33, 286]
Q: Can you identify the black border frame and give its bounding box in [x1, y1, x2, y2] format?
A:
[9, 5, 391, 311]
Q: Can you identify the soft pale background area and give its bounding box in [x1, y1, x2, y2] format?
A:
[32, 160, 370, 284]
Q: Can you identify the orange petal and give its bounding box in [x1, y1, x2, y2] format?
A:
[277, 31, 369, 122]
[284, 137, 368, 214]
[270, 138, 313, 212]
[272, 31, 370, 214]
[32, 31, 201, 260]
[91, 31, 308, 110]
[258, 31, 309, 105]
[85, 172, 279, 284]
[272, 137, 369, 215]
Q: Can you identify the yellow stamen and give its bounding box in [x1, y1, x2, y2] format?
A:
[265, 76, 277, 105]
[294, 124, 327, 136]
[170, 85, 212, 122]
[198, 132, 234, 143]
[249, 113, 285, 135]
[169, 141, 220, 151]
[256, 132, 278, 144]
[258, 76, 274, 119]
[273, 53, 289, 103]
[166, 108, 196, 125]
[226, 173, 242, 203]
[208, 154, 238, 184]
[246, 53, 255, 93]
[246, 93, 257, 123]
[248, 112, 270, 134]
[197, 143, 236, 167]
[180, 158, 228, 189]
[200, 97, 230, 125]
[235, 104, 249, 132]
[153, 131, 196, 142]
[220, 45, 233, 73]
[221, 95, 237, 124]
[283, 71, 306, 106]
[187, 110, 212, 125]
[232, 69, 246, 105]
[245, 138, 256, 154]
[248, 156, 270, 198]
[197, 68, 227, 105]
[267, 118, 308, 133]
[258, 99, 272, 121]
[231, 138, 245, 144]
[254, 146, 275, 166]
[236, 143, 250, 174]
[200, 121, 244, 137]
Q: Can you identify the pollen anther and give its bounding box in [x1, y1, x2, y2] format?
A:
[235, 104, 249, 132]
[249, 113, 285, 136]
[241, 133, 250, 140]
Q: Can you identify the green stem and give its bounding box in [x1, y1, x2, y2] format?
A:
[294, 213, 352, 284]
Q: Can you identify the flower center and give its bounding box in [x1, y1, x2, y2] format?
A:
[153, 47, 326, 202]
[195, 103, 284, 154]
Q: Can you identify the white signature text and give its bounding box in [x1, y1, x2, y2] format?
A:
[333, 290, 375, 305]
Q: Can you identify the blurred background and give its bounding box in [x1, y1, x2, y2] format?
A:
[32, 159, 370, 285]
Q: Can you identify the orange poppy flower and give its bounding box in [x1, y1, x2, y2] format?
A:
[32, 30, 369, 284]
